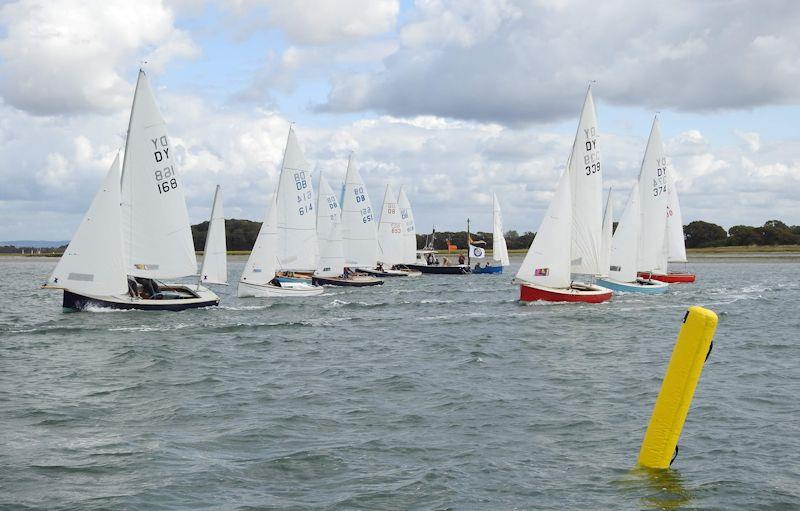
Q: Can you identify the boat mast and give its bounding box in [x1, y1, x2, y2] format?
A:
[467, 218, 471, 267]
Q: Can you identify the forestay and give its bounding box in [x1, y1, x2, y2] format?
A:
[599, 189, 613, 278]
[275, 127, 318, 271]
[397, 186, 417, 264]
[48, 153, 127, 296]
[341, 156, 378, 268]
[239, 195, 279, 288]
[666, 172, 687, 263]
[637, 116, 669, 273]
[516, 167, 572, 289]
[120, 70, 197, 279]
[492, 192, 510, 266]
[609, 182, 641, 283]
[569, 87, 603, 276]
[199, 185, 227, 284]
[315, 175, 345, 277]
[376, 184, 405, 266]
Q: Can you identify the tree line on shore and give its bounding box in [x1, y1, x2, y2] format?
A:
[189, 218, 800, 252]
[3, 218, 796, 255]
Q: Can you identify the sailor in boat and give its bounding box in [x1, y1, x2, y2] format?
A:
[426, 252, 436, 265]
[458, 254, 465, 265]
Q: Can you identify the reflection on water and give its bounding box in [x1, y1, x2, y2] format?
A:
[623, 467, 692, 510]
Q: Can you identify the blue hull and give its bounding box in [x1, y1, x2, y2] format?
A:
[596, 278, 668, 294]
[472, 265, 503, 274]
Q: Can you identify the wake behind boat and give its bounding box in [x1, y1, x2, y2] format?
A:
[42, 70, 218, 311]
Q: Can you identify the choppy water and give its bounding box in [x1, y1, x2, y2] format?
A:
[1, 255, 799, 510]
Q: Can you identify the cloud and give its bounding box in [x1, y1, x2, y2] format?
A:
[321, 0, 800, 124]
[0, 0, 198, 116]
[227, 0, 399, 45]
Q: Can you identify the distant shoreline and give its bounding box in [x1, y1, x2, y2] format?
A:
[6, 244, 800, 260]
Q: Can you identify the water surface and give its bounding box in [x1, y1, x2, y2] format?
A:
[1, 256, 798, 509]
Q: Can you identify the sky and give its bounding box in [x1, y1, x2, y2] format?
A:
[1, 0, 799, 240]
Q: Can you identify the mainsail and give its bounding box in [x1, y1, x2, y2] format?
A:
[492, 192, 510, 266]
[397, 186, 417, 264]
[666, 172, 687, 263]
[341, 155, 378, 268]
[199, 185, 227, 284]
[637, 116, 670, 273]
[48, 153, 127, 295]
[120, 70, 197, 279]
[275, 127, 318, 271]
[569, 86, 603, 276]
[376, 184, 405, 266]
[315, 175, 345, 277]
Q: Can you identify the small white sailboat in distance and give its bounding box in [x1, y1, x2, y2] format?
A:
[237, 126, 323, 297]
[473, 192, 509, 274]
[515, 87, 612, 303]
[199, 185, 227, 286]
[656, 171, 696, 283]
[43, 70, 218, 310]
[397, 185, 418, 266]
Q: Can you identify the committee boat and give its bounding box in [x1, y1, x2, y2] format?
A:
[405, 229, 471, 274]
[43, 70, 218, 311]
[238, 127, 323, 297]
[514, 87, 611, 303]
[473, 193, 510, 274]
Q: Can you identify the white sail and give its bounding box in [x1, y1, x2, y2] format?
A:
[666, 172, 687, 263]
[275, 127, 318, 271]
[341, 155, 378, 268]
[120, 69, 197, 279]
[315, 175, 345, 277]
[376, 184, 405, 266]
[609, 182, 641, 283]
[239, 195, 279, 291]
[569, 86, 603, 276]
[637, 116, 670, 273]
[48, 153, 127, 295]
[516, 167, 572, 288]
[397, 186, 417, 264]
[199, 185, 227, 284]
[599, 188, 613, 278]
[492, 192, 510, 266]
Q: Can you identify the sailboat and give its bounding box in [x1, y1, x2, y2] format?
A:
[645, 172, 695, 283]
[514, 87, 612, 303]
[237, 127, 324, 297]
[313, 175, 382, 286]
[397, 186, 419, 267]
[199, 185, 228, 287]
[633, 116, 683, 285]
[43, 70, 219, 311]
[596, 182, 668, 294]
[368, 184, 422, 277]
[340, 155, 382, 272]
[473, 193, 510, 274]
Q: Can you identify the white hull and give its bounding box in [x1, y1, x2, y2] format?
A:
[237, 280, 324, 298]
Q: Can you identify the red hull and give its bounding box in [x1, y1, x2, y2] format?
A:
[637, 272, 696, 283]
[519, 283, 612, 303]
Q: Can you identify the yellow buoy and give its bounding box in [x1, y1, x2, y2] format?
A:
[637, 306, 718, 469]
